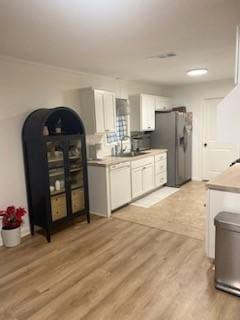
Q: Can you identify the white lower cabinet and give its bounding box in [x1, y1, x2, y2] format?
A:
[132, 167, 143, 198]
[142, 164, 154, 193]
[88, 151, 168, 217]
[206, 189, 240, 259]
[155, 154, 167, 188]
[131, 156, 155, 199]
[155, 171, 167, 187]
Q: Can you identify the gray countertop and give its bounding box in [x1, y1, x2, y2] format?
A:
[87, 149, 168, 167]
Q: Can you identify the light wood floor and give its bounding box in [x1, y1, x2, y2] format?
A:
[1, 184, 240, 319]
[114, 181, 206, 240]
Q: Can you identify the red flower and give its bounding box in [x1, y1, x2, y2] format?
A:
[6, 206, 15, 215]
[0, 206, 26, 230]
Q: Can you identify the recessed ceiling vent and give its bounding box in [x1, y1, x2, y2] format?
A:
[146, 52, 177, 60]
[158, 52, 177, 59]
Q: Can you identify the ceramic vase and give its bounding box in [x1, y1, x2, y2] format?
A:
[1, 227, 21, 247]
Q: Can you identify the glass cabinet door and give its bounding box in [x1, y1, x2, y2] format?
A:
[47, 141, 67, 221]
[68, 139, 85, 214]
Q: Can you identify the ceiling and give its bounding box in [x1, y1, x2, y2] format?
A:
[0, 0, 240, 85]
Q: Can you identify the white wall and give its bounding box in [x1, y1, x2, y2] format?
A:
[169, 79, 234, 180]
[0, 56, 170, 240]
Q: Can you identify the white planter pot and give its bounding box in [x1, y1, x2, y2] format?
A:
[1, 227, 21, 247]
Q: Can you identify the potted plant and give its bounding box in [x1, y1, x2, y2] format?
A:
[0, 206, 26, 247]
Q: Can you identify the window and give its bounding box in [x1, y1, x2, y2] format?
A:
[106, 115, 128, 144]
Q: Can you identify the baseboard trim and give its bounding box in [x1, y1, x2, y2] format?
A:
[192, 177, 202, 181]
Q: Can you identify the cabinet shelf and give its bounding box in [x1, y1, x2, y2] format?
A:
[69, 155, 81, 160]
[48, 157, 64, 163]
[71, 184, 84, 191]
[70, 167, 83, 173]
[50, 189, 66, 196]
[49, 169, 65, 177]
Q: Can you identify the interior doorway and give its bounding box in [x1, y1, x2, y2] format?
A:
[202, 97, 239, 180]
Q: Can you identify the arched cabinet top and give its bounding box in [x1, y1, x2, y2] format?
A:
[22, 107, 85, 140]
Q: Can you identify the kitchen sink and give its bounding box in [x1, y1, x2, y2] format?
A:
[118, 151, 148, 157]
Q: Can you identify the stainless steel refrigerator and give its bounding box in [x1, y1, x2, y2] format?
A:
[151, 111, 192, 187]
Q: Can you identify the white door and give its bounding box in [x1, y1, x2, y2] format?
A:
[103, 93, 116, 132]
[141, 95, 155, 131]
[202, 98, 239, 180]
[142, 164, 154, 192]
[132, 167, 143, 198]
[94, 91, 105, 133]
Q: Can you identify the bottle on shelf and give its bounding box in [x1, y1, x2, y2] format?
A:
[55, 118, 62, 134]
[55, 179, 61, 191]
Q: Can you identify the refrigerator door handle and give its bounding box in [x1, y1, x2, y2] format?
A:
[183, 127, 188, 152]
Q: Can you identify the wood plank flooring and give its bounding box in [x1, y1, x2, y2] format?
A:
[1, 185, 240, 319]
[114, 181, 206, 240]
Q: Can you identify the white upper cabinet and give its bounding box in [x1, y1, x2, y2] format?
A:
[94, 90, 105, 133]
[130, 94, 155, 131]
[79, 87, 116, 134]
[140, 94, 156, 131]
[102, 92, 116, 132]
[155, 96, 171, 111]
[129, 94, 171, 132]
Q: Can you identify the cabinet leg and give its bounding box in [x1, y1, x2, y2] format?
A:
[30, 222, 34, 236]
[86, 212, 90, 223]
[46, 229, 51, 243]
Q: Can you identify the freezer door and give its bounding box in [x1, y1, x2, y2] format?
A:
[176, 112, 186, 186]
[151, 112, 177, 186]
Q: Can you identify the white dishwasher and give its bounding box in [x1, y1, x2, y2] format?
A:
[110, 161, 131, 211]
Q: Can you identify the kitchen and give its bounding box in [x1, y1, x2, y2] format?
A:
[1, 1, 240, 319]
[77, 89, 192, 218]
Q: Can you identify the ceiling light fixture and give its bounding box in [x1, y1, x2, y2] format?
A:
[186, 68, 208, 76]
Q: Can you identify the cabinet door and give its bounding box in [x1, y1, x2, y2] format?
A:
[155, 96, 170, 111]
[94, 91, 105, 133]
[132, 167, 143, 198]
[155, 171, 167, 188]
[103, 93, 116, 132]
[47, 140, 67, 221]
[155, 159, 167, 174]
[67, 138, 86, 214]
[141, 95, 155, 131]
[142, 164, 154, 192]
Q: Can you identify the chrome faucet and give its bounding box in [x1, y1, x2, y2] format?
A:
[120, 135, 133, 155]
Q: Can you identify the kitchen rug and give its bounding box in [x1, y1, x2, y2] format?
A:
[130, 187, 179, 208]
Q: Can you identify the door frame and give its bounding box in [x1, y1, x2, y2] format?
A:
[201, 96, 224, 181]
